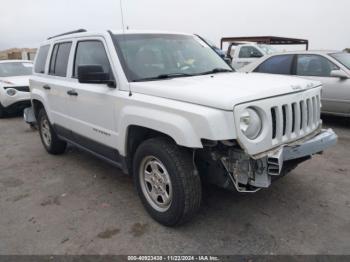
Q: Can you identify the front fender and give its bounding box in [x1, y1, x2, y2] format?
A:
[115, 94, 237, 156]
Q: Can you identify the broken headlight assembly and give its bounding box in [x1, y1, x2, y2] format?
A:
[239, 107, 262, 140]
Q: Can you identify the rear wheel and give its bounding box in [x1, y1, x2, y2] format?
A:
[38, 108, 66, 154]
[133, 138, 202, 226]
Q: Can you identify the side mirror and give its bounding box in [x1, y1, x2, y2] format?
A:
[331, 70, 349, 79]
[78, 65, 116, 87]
[330, 70, 349, 79]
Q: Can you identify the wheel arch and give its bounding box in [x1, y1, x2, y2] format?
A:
[124, 125, 184, 175]
[32, 99, 45, 120]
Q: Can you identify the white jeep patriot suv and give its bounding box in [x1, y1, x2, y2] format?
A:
[25, 29, 337, 226]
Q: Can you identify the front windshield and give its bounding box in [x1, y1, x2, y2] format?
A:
[0, 62, 33, 77]
[258, 45, 278, 55]
[112, 34, 233, 82]
[330, 52, 350, 70]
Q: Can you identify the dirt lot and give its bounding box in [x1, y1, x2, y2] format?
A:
[0, 116, 349, 255]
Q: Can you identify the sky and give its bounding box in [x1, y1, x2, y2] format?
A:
[0, 0, 349, 51]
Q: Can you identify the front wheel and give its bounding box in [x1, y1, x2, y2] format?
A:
[38, 108, 67, 155]
[0, 103, 6, 118]
[133, 138, 202, 226]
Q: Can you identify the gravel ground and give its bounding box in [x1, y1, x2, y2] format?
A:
[0, 116, 349, 255]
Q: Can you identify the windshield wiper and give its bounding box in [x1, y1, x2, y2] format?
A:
[133, 73, 194, 82]
[198, 68, 233, 75]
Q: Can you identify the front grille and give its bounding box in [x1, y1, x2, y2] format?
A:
[270, 94, 321, 143]
[4, 86, 30, 92]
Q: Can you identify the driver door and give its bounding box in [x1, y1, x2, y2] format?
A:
[64, 38, 119, 158]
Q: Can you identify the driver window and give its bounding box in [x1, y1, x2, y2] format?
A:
[73, 40, 112, 78]
[239, 46, 263, 58]
[296, 55, 339, 77]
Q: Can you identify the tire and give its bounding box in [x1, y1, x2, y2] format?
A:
[0, 103, 6, 118]
[37, 108, 66, 155]
[133, 137, 202, 226]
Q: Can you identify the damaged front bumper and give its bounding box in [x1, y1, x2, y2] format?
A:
[221, 129, 337, 192]
[23, 106, 36, 125]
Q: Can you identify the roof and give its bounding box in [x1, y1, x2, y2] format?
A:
[221, 36, 309, 50]
[110, 29, 193, 36]
[40, 29, 195, 46]
[45, 29, 193, 42]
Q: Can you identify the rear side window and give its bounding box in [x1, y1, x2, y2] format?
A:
[49, 42, 72, 77]
[34, 45, 50, 73]
[73, 41, 111, 78]
[255, 55, 294, 75]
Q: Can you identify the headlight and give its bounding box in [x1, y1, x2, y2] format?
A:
[239, 108, 262, 139]
[6, 88, 17, 96]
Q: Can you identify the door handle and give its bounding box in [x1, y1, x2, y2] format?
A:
[43, 85, 51, 90]
[67, 90, 78, 96]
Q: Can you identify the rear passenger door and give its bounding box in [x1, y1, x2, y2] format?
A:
[64, 38, 118, 156]
[254, 54, 295, 75]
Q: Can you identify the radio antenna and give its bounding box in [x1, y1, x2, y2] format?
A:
[119, 0, 132, 96]
[119, 0, 126, 33]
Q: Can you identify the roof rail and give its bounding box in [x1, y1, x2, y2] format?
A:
[47, 29, 87, 40]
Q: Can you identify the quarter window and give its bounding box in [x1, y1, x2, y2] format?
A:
[34, 45, 50, 74]
[255, 55, 294, 75]
[73, 41, 111, 78]
[296, 54, 339, 77]
[49, 42, 72, 77]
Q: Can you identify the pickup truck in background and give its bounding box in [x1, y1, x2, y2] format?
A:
[226, 43, 277, 70]
[221, 36, 309, 70]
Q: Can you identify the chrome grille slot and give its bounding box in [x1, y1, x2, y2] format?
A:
[270, 94, 321, 143]
[301, 100, 307, 131]
[316, 95, 321, 121]
[291, 103, 297, 133]
[299, 101, 303, 130]
[312, 97, 316, 127]
[271, 107, 277, 139]
[307, 98, 312, 127]
[282, 105, 287, 136]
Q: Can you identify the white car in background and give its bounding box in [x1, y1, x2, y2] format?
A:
[0, 60, 33, 118]
[241, 51, 350, 117]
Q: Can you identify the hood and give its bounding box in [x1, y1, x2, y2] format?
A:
[130, 72, 321, 110]
[0, 75, 31, 87]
